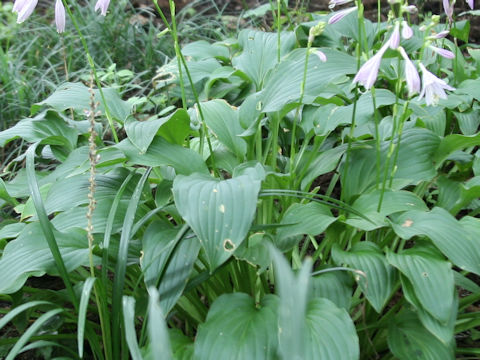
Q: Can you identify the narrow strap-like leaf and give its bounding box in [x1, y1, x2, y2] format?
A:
[78, 277, 96, 359]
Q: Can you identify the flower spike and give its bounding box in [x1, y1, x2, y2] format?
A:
[418, 63, 455, 106]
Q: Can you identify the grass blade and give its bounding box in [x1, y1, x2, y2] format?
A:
[122, 296, 143, 360]
[26, 144, 78, 311]
[148, 286, 172, 360]
[0, 301, 51, 331]
[78, 277, 96, 359]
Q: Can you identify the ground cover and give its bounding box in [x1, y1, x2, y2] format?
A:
[1, 0, 480, 358]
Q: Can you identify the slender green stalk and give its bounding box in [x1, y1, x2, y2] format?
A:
[62, 0, 119, 143]
[370, 86, 381, 189]
[277, 0, 282, 62]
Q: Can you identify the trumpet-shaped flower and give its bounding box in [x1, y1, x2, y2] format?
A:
[430, 45, 455, 59]
[353, 42, 390, 89]
[95, 0, 110, 16]
[328, 6, 357, 25]
[467, 0, 474, 9]
[443, 0, 454, 23]
[389, 23, 400, 49]
[401, 21, 413, 39]
[12, 0, 38, 23]
[328, 0, 353, 8]
[433, 30, 450, 39]
[418, 63, 455, 106]
[398, 47, 420, 95]
[55, 0, 65, 33]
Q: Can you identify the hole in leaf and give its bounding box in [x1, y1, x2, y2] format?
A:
[223, 239, 236, 252]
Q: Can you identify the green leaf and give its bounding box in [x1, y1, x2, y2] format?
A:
[125, 109, 190, 153]
[195, 100, 247, 158]
[182, 40, 230, 61]
[311, 270, 353, 310]
[261, 48, 357, 112]
[194, 293, 279, 360]
[0, 223, 91, 294]
[78, 277, 96, 359]
[386, 248, 454, 323]
[117, 137, 208, 175]
[388, 310, 454, 360]
[148, 287, 173, 360]
[34, 82, 132, 122]
[346, 189, 428, 231]
[173, 171, 262, 270]
[123, 296, 143, 360]
[158, 233, 201, 314]
[433, 131, 480, 165]
[276, 202, 336, 251]
[300, 145, 346, 190]
[0, 110, 77, 148]
[233, 29, 296, 88]
[332, 242, 396, 313]
[170, 329, 194, 360]
[437, 176, 480, 215]
[391, 208, 480, 275]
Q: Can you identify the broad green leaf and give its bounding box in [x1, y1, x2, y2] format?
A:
[388, 311, 454, 360]
[386, 248, 454, 323]
[194, 293, 279, 360]
[341, 128, 440, 201]
[261, 48, 357, 112]
[332, 242, 396, 313]
[455, 110, 480, 135]
[311, 270, 353, 310]
[173, 171, 261, 270]
[303, 298, 359, 360]
[437, 176, 480, 215]
[182, 40, 230, 61]
[300, 145, 346, 190]
[34, 82, 132, 122]
[0, 223, 26, 239]
[391, 207, 480, 275]
[434, 131, 480, 165]
[169, 329, 194, 360]
[159, 233, 201, 314]
[125, 109, 190, 152]
[148, 287, 173, 360]
[0, 110, 77, 148]
[0, 178, 19, 205]
[276, 202, 336, 251]
[117, 136, 208, 175]
[234, 232, 271, 273]
[0, 223, 92, 293]
[233, 29, 296, 88]
[346, 189, 428, 231]
[410, 102, 446, 136]
[194, 99, 247, 158]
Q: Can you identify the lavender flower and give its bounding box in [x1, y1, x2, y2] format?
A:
[314, 49, 327, 62]
[433, 30, 450, 39]
[328, 6, 357, 25]
[389, 23, 400, 49]
[401, 21, 413, 39]
[12, 0, 38, 23]
[430, 45, 455, 59]
[55, 0, 65, 33]
[418, 63, 455, 106]
[95, 0, 110, 16]
[328, 0, 353, 9]
[398, 47, 420, 95]
[353, 42, 390, 89]
[443, 0, 453, 23]
[467, 0, 474, 9]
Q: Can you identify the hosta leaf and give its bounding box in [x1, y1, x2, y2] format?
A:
[346, 189, 427, 231]
[182, 40, 230, 61]
[0, 110, 77, 148]
[437, 176, 480, 215]
[311, 270, 353, 310]
[34, 82, 132, 122]
[117, 136, 208, 175]
[158, 233, 201, 314]
[303, 298, 359, 360]
[194, 293, 279, 360]
[261, 48, 357, 112]
[232, 29, 296, 88]
[391, 207, 480, 275]
[125, 109, 190, 152]
[169, 329, 194, 360]
[434, 131, 480, 165]
[173, 171, 262, 270]
[388, 310, 455, 360]
[276, 202, 336, 251]
[194, 100, 247, 158]
[386, 248, 454, 323]
[332, 242, 396, 313]
[0, 223, 91, 294]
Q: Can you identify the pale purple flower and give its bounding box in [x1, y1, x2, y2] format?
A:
[353, 42, 390, 89]
[314, 50, 327, 62]
[418, 63, 455, 106]
[430, 45, 455, 59]
[433, 30, 450, 39]
[94, 0, 110, 16]
[328, 6, 357, 25]
[55, 0, 65, 33]
[328, 0, 353, 9]
[398, 47, 420, 95]
[12, 0, 38, 23]
[467, 0, 474, 9]
[389, 23, 400, 49]
[401, 21, 413, 39]
[443, 0, 453, 23]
